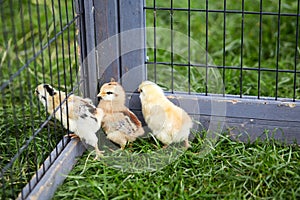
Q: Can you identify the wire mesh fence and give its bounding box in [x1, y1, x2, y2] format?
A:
[145, 0, 299, 100]
[0, 0, 80, 199]
[143, 0, 300, 143]
[0, 0, 299, 199]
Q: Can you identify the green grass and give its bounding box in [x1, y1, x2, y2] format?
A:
[53, 1, 300, 199]
[0, 0, 78, 199]
[53, 133, 300, 199]
[1, 0, 300, 199]
[145, 0, 300, 98]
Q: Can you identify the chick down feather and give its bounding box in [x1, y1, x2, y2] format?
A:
[97, 81, 144, 149]
[35, 84, 104, 159]
[138, 81, 192, 148]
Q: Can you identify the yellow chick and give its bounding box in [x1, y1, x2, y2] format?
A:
[35, 84, 104, 159]
[138, 81, 192, 148]
[97, 81, 144, 149]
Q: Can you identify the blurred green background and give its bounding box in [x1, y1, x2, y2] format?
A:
[145, 0, 299, 98]
[0, 0, 299, 199]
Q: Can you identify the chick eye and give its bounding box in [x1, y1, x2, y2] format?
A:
[106, 92, 113, 95]
[139, 89, 143, 92]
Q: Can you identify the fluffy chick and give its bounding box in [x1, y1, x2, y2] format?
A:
[138, 81, 192, 148]
[35, 84, 104, 159]
[97, 81, 144, 149]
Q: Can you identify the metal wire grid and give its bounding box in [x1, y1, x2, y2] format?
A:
[144, 0, 300, 101]
[0, 0, 80, 199]
[0, 0, 299, 198]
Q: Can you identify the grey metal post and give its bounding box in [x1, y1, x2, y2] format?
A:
[118, 0, 147, 92]
[93, 0, 147, 148]
[79, 0, 99, 103]
[94, 0, 146, 94]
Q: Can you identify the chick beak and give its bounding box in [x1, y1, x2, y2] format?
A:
[34, 89, 39, 96]
[97, 93, 102, 99]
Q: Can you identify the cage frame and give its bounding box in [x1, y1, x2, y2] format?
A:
[15, 0, 300, 199]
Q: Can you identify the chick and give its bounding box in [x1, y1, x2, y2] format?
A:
[138, 81, 192, 148]
[97, 81, 144, 149]
[35, 84, 104, 159]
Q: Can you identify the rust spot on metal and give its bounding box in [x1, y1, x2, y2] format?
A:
[167, 95, 186, 100]
[167, 95, 176, 99]
[231, 100, 239, 104]
[216, 99, 241, 104]
[278, 102, 296, 108]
